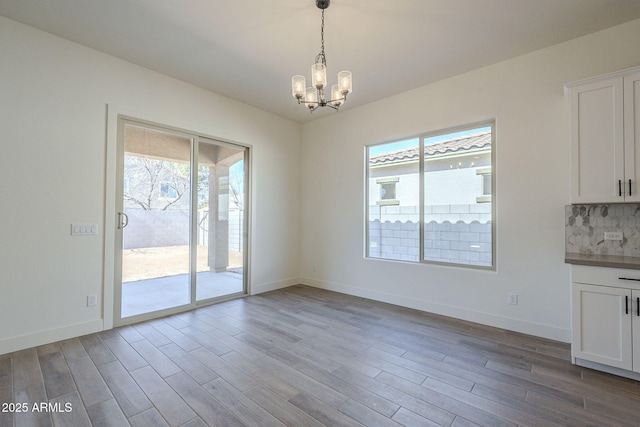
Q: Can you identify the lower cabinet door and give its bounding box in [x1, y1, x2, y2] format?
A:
[572, 283, 632, 370]
[633, 290, 640, 373]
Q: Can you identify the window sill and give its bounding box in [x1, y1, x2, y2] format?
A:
[376, 200, 400, 206]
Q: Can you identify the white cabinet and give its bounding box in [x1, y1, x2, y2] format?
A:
[625, 70, 640, 201]
[572, 283, 635, 370]
[568, 67, 640, 203]
[571, 266, 640, 375]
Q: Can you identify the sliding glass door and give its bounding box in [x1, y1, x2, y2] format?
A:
[115, 120, 248, 324]
[195, 138, 246, 301]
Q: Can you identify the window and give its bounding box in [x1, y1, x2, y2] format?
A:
[159, 181, 178, 199]
[366, 122, 494, 268]
[476, 167, 492, 203]
[376, 177, 399, 205]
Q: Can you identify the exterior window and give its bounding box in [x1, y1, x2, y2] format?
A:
[376, 177, 399, 206]
[380, 182, 396, 199]
[160, 182, 178, 199]
[366, 122, 494, 269]
[476, 167, 492, 203]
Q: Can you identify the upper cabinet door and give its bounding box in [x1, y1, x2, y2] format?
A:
[570, 76, 624, 203]
[624, 71, 640, 202]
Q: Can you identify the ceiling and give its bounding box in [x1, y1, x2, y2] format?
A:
[2, 0, 640, 123]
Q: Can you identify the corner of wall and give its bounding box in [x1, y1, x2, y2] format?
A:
[250, 277, 302, 295]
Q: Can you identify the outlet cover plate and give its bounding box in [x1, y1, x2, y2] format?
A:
[87, 294, 97, 307]
[604, 231, 623, 241]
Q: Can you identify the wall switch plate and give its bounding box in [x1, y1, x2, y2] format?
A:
[604, 231, 623, 241]
[71, 223, 98, 236]
[508, 293, 518, 305]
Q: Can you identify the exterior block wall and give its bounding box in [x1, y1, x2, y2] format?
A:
[123, 208, 243, 251]
[368, 204, 492, 266]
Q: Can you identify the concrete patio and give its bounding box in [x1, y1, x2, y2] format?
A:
[121, 246, 244, 318]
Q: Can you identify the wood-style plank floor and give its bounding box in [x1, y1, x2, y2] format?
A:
[2, 285, 640, 426]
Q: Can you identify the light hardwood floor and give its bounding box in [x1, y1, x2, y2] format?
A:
[1, 285, 640, 426]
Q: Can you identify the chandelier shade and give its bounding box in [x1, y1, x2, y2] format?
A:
[292, 75, 306, 99]
[311, 63, 327, 89]
[291, 0, 352, 112]
[338, 70, 352, 93]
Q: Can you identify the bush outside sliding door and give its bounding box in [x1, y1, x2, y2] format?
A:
[366, 121, 495, 269]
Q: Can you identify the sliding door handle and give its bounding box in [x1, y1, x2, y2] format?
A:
[117, 212, 129, 229]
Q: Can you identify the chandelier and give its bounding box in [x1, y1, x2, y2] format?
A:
[291, 0, 352, 112]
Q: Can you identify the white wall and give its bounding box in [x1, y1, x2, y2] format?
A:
[0, 16, 301, 354]
[299, 18, 640, 342]
[3, 14, 640, 355]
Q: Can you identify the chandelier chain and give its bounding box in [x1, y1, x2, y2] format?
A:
[319, 9, 326, 65]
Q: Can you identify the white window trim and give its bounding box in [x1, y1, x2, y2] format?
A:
[365, 120, 496, 270]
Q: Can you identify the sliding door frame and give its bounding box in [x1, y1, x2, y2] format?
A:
[106, 109, 251, 328]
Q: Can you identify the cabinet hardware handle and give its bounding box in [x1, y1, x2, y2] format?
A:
[618, 277, 640, 281]
[626, 295, 629, 314]
[637, 297, 639, 317]
[630, 179, 633, 197]
[619, 179, 623, 197]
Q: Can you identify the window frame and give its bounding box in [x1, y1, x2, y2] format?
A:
[365, 120, 496, 270]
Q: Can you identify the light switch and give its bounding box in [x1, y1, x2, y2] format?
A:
[71, 223, 98, 236]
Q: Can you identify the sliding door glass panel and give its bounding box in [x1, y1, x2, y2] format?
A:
[121, 123, 192, 317]
[196, 139, 246, 301]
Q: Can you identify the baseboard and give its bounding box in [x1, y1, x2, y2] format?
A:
[250, 277, 301, 295]
[300, 277, 571, 343]
[575, 358, 640, 381]
[0, 277, 299, 355]
[0, 319, 104, 355]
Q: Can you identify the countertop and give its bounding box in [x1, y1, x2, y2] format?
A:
[565, 253, 640, 270]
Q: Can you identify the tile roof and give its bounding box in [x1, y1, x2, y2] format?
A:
[369, 131, 491, 165]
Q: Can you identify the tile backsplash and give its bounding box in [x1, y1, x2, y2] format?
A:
[566, 204, 640, 256]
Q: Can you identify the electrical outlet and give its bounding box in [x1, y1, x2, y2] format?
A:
[508, 293, 518, 305]
[604, 231, 623, 241]
[87, 294, 97, 307]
